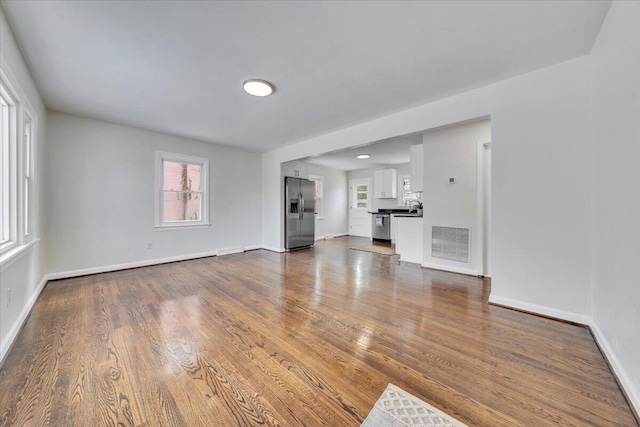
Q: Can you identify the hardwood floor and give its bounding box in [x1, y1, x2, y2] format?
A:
[0, 236, 636, 426]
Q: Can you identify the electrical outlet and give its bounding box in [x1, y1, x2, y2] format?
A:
[6, 288, 11, 307]
[147, 242, 153, 250]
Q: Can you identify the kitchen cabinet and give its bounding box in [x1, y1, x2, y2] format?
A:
[390, 214, 398, 243]
[282, 160, 309, 179]
[374, 168, 397, 199]
[396, 216, 423, 264]
[410, 144, 423, 193]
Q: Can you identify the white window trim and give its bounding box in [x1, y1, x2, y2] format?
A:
[398, 174, 420, 208]
[398, 174, 409, 207]
[309, 174, 324, 219]
[23, 111, 33, 240]
[154, 151, 210, 231]
[0, 60, 39, 265]
[0, 84, 15, 254]
[0, 237, 40, 273]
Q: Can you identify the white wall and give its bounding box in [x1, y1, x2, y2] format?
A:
[347, 163, 411, 211]
[591, 0, 640, 411]
[46, 112, 262, 275]
[0, 7, 48, 361]
[307, 163, 348, 239]
[490, 59, 593, 320]
[263, 55, 593, 320]
[261, 34, 640, 408]
[0, 0, 636, 413]
[422, 120, 491, 275]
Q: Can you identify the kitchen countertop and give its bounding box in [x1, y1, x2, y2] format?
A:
[394, 214, 423, 217]
[368, 209, 412, 214]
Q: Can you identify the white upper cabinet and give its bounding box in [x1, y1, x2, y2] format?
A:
[410, 144, 424, 193]
[282, 160, 309, 179]
[374, 168, 397, 198]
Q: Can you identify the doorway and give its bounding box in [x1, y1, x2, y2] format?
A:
[477, 138, 491, 276]
[349, 179, 372, 238]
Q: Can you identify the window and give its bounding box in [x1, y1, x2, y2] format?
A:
[352, 183, 369, 209]
[398, 175, 421, 207]
[310, 174, 323, 217]
[1, 69, 37, 260]
[155, 151, 209, 230]
[24, 114, 32, 237]
[0, 89, 11, 250]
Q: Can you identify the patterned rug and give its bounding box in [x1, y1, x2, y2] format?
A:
[350, 245, 396, 256]
[361, 384, 468, 427]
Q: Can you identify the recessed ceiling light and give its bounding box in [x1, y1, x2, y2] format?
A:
[357, 154, 370, 159]
[243, 79, 274, 97]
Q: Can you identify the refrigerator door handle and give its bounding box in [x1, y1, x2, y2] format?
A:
[299, 193, 304, 219]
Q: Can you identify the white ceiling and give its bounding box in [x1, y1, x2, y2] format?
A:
[304, 133, 422, 171]
[2, 1, 611, 153]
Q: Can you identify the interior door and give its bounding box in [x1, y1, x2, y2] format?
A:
[349, 179, 372, 238]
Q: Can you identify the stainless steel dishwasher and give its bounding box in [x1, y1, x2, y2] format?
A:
[372, 213, 391, 241]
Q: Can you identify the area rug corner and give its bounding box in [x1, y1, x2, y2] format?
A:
[361, 383, 468, 427]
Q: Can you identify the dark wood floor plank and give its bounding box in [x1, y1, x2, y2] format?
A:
[0, 236, 637, 426]
[184, 251, 627, 424]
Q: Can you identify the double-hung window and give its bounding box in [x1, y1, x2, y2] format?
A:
[24, 114, 32, 237]
[1, 68, 37, 261]
[155, 151, 210, 230]
[0, 86, 13, 252]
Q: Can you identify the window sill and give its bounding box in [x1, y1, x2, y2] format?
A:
[0, 238, 40, 273]
[155, 223, 211, 232]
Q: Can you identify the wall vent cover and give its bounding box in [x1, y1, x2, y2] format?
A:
[431, 226, 470, 263]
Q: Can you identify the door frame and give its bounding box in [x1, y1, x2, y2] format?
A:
[476, 138, 491, 276]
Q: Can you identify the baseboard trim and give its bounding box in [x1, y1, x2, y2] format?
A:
[243, 245, 262, 251]
[0, 275, 48, 365]
[488, 294, 639, 418]
[421, 262, 479, 277]
[3, 257, 638, 420]
[589, 322, 640, 421]
[46, 250, 220, 281]
[261, 245, 285, 253]
[488, 294, 591, 325]
[316, 232, 349, 242]
[217, 247, 244, 256]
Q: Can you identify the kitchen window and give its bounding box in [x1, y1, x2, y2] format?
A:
[155, 151, 210, 230]
[310, 174, 323, 217]
[398, 175, 420, 207]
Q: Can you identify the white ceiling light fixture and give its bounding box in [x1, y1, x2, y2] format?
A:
[243, 79, 274, 97]
[356, 154, 370, 159]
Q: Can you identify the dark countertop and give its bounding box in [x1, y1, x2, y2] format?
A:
[394, 214, 423, 218]
[368, 209, 412, 214]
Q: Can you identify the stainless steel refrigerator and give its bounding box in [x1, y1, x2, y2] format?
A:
[285, 177, 315, 250]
